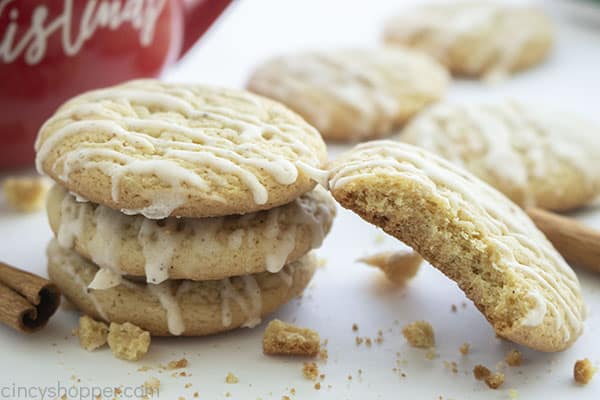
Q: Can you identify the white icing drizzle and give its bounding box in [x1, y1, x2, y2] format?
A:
[385, 2, 547, 79]
[87, 206, 125, 272]
[520, 289, 548, 327]
[278, 264, 294, 287]
[402, 101, 600, 207]
[220, 275, 263, 328]
[297, 160, 330, 189]
[47, 240, 108, 321]
[138, 218, 179, 284]
[329, 141, 585, 342]
[147, 282, 185, 336]
[227, 229, 245, 250]
[249, 49, 447, 140]
[88, 268, 122, 290]
[35, 81, 326, 219]
[57, 193, 126, 290]
[57, 193, 86, 249]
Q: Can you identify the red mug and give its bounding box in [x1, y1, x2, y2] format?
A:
[0, 0, 232, 169]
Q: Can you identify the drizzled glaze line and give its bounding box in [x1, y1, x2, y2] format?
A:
[47, 241, 108, 321]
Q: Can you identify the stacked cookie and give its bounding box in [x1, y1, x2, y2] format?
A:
[35, 80, 336, 336]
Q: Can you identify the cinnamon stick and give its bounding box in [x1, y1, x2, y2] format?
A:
[0, 262, 61, 333]
[526, 208, 600, 273]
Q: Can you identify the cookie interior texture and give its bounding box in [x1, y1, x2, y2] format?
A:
[47, 240, 316, 337]
[383, 2, 553, 79]
[400, 101, 600, 211]
[329, 141, 584, 352]
[247, 48, 449, 142]
[47, 184, 336, 282]
[35, 80, 328, 219]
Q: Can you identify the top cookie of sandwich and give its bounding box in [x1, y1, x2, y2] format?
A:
[35, 80, 328, 219]
[401, 101, 600, 211]
[383, 2, 553, 80]
[247, 48, 449, 142]
[329, 141, 585, 352]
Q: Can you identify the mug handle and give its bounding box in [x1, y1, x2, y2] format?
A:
[180, 0, 233, 58]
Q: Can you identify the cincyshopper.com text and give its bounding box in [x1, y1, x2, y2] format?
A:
[0, 382, 157, 399]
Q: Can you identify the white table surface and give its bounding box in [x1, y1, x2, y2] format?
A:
[2, 0, 600, 399]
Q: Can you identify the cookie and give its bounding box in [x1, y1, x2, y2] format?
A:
[401, 101, 600, 211]
[328, 141, 585, 352]
[47, 184, 336, 282]
[247, 48, 449, 142]
[35, 80, 328, 219]
[383, 2, 553, 80]
[47, 240, 316, 336]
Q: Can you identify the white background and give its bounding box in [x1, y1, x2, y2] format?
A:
[2, 0, 600, 399]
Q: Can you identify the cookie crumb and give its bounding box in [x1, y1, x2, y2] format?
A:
[2, 176, 50, 212]
[358, 250, 421, 285]
[355, 337, 363, 346]
[451, 304, 457, 312]
[574, 358, 595, 384]
[263, 319, 320, 357]
[352, 323, 358, 332]
[303, 362, 319, 381]
[485, 372, 505, 389]
[107, 322, 151, 361]
[314, 382, 321, 390]
[425, 348, 438, 360]
[319, 348, 328, 361]
[225, 372, 239, 384]
[402, 320, 435, 348]
[77, 315, 108, 351]
[143, 377, 160, 395]
[167, 358, 188, 369]
[459, 343, 470, 355]
[444, 361, 458, 373]
[473, 365, 491, 380]
[505, 349, 522, 366]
